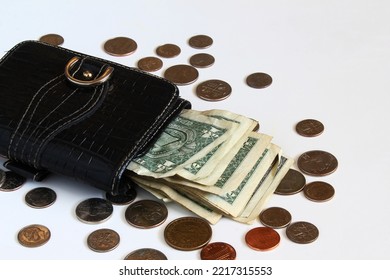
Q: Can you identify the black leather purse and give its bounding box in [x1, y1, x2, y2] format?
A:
[0, 40, 191, 194]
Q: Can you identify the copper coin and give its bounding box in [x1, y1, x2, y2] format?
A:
[25, 187, 57, 208]
[0, 171, 26, 192]
[297, 150, 338, 176]
[164, 217, 212, 251]
[137, 56, 163, 72]
[124, 248, 168, 260]
[188, 35, 213, 49]
[103, 37, 137, 56]
[87, 228, 120, 253]
[189, 53, 215, 68]
[75, 198, 113, 224]
[17, 224, 51, 248]
[259, 207, 292, 228]
[274, 168, 306, 195]
[200, 242, 236, 260]
[245, 227, 280, 251]
[246, 72, 273, 89]
[296, 119, 324, 137]
[196, 79, 232, 101]
[286, 221, 319, 244]
[304, 181, 335, 202]
[164, 64, 199, 85]
[39, 33, 64, 46]
[125, 199, 168, 229]
[156, 43, 181, 58]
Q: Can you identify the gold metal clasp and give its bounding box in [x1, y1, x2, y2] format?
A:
[65, 57, 113, 86]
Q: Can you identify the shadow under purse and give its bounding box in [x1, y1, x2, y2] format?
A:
[0, 40, 191, 194]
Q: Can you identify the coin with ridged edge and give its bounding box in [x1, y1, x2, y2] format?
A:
[164, 64, 199, 85]
[103, 37, 137, 56]
[17, 224, 51, 248]
[25, 187, 57, 209]
[125, 199, 168, 229]
[286, 221, 319, 244]
[75, 198, 113, 224]
[0, 171, 26, 192]
[164, 217, 212, 251]
[124, 248, 168, 260]
[274, 168, 306, 195]
[87, 228, 120, 253]
[303, 181, 335, 202]
[200, 242, 236, 260]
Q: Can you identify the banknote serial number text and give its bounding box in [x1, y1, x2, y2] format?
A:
[212, 266, 272, 276]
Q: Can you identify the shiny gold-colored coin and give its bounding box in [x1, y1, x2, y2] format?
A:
[246, 72, 273, 89]
[164, 217, 212, 251]
[286, 221, 319, 244]
[87, 228, 120, 253]
[39, 33, 64, 46]
[296, 119, 324, 137]
[164, 64, 199, 85]
[188, 35, 213, 49]
[103, 37, 137, 56]
[297, 150, 338, 176]
[259, 207, 292, 228]
[303, 181, 335, 202]
[17, 224, 51, 248]
[137, 56, 163, 72]
[189, 53, 215, 68]
[196, 79, 232, 101]
[200, 242, 236, 260]
[124, 248, 168, 260]
[274, 168, 306, 195]
[156, 43, 181, 58]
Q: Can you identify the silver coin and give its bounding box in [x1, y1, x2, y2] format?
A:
[0, 169, 5, 187]
[0, 171, 26, 192]
[25, 187, 57, 209]
[105, 177, 138, 205]
[75, 198, 113, 224]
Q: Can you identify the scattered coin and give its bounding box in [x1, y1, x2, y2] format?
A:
[125, 199, 168, 229]
[17, 224, 51, 248]
[124, 248, 168, 260]
[39, 33, 64, 46]
[246, 72, 273, 89]
[274, 168, 306, 195]
[25, 187, 57, 209]
[105, 177, 138, 205]
[164, 216, 212, 251]
[137, 56, 163, 72]
[87, 228, 120, 253]
[304, 181, 335, 202]
[200, 242, 236, 260]
[286, 221, 319, 244]
[75, 198, 113, 224]
[189, 53, 215, 68]
[0, 169, 5, 187]
[296, 119, 324, 137]
[259, 207, 292, 228]
[297, 150, 338, 176]
[103, 37, 137, 56]
[0, 171, 26, 192]
[164, 64, 199, 85]
[156, 43, 181, 58]
[188, 35, 213, 49]
[196, 79, 232, 101]
[245, 227, 280, 251]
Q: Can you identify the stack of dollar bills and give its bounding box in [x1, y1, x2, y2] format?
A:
[127, 109, 293, 224]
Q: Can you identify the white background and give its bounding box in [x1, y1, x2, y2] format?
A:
[0, 0, 389, 261]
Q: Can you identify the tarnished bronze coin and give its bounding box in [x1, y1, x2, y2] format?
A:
[259, 207, 292, 228]
[297, 150, 338, 176]
[164, 64, 199, 86]
[200, 242, 236, 260]
[137, 56, 163, 72]
[103, 37, 137, 56]
[17, 224, 51, 248]
[39, 33, 64, 46]
[0, 171, 26, 192]
[124, 248, 168, 260]
[87, 228, 120, 253]
[245, 227, 280, 251]
[296, 119, 324, 137]
[25, 187, 57, 209]
[189, 53, 215, 68]
[75, 198, 113, 224]
[188, 35, 213, 49]
[274, 168, 306, 195]
[125, 199, 168, 229]
[304, 181, 335, 202]
[156, 43, 181, 58]
[164, 217, 212, 251]
[196, 79, 232, 101]
[246, 72, 273, 89]
[286, 221, 319, 244]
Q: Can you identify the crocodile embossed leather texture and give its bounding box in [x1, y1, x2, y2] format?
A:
[0, 41, 191, 193]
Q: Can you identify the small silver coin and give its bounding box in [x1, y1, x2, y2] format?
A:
[105, 177, 138, 205]
[0, 171, 26, 192]
[75, 198, 113, 224]
[25, 187, 57, 209]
